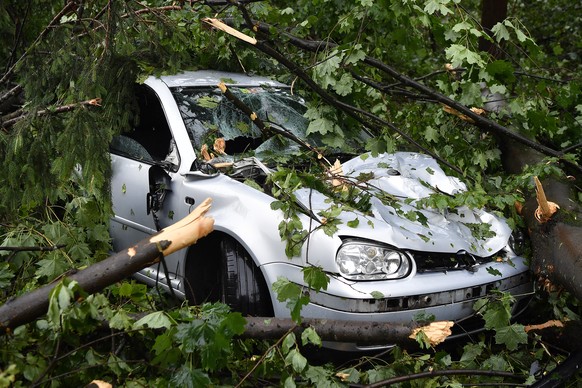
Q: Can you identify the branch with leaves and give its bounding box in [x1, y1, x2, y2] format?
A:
[216, 81, 331, 165]
[0, 198, 214, 333]
[203, 17, 465, 175]
[217, 17, 581, 174]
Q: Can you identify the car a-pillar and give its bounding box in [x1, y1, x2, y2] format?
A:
[184, 231, 274, 316]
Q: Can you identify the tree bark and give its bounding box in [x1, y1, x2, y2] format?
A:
[241, 317, 422, 346]
[0, 198, 214, 334]
[479, 0, 508, 57]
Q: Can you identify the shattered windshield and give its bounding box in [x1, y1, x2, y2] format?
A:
[172, 86, 318, 161]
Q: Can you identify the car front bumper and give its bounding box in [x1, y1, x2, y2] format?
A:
[262, 258, 532, 349]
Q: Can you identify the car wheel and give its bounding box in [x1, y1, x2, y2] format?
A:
[220, 237, 274, 316]
[184, 234, 273, 317]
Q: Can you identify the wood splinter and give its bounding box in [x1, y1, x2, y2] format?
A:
[534, 176, 560, 223]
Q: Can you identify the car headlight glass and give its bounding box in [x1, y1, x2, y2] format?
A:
[336, 241, 411, 280]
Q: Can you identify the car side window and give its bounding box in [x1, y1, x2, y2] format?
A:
[111, 85, 178, 170]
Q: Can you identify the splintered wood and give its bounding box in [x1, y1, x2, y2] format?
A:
[409, 321, 454, 346]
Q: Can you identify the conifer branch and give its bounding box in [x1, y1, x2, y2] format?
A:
[0, 1, 77, 86]
[1, 98, 102, 131]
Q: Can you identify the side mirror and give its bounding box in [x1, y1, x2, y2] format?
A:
[146, 165, 172, 215]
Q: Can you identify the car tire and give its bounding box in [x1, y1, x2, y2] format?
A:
[184, 234, 273, 317]
[220, 237, 274, 317]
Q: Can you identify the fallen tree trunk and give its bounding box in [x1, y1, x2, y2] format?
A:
[0, 198, 214, 334]
[242, 317, 452, 347]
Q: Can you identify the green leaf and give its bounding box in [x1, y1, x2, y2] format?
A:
[152, 331, 173, 356]
[477, 293, 514, 330]
[515, 28, 527, 42]
[301, 327, 322, 347]
[334, 73, 353, 96]
[285, 349, 308, 372]
[221, 312, 246, 336]
[347, 217, 360, 228]
[108, 311, 133, 330]
[344, 46, 365, 65]
[486, 60, 515, 84]
[486, 267, 502, 277]
[272, 277, 309, 322]
[460, 342, 486, 366]
[68, 242, 91, 261]
[424, 0, 453, 15]
[495, 323, 528, 350]
[302, 266, 330, 292]
[172, 366, 211, 388]
[445, 44, 485, 68]
[423, 126, 439, 143]
[35, 253, 69, 280]
[282, 332, 296, 354]
[307, 117, 336, 135]
[117, 281, 134, 297]
[491, 22, 510, 42]
[133, 311, 173, 330]
[452, 21, 472, 32]
[284, 376, 297, 388]
[196, 96, 219, 108]
[370, 291, 385, 299]
[273, 277, 302, 302]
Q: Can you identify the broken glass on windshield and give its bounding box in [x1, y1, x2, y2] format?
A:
[172, 86, 318, 160]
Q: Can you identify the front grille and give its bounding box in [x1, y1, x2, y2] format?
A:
[309, 273, 531, 313]
[412, 250, 500, 272]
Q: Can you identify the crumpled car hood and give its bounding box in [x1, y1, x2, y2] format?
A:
[294, 152, 512, 257]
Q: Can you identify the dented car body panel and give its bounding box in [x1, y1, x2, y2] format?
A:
[109, 71, 532, 347]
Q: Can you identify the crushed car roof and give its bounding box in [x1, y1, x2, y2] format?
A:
[159, 70, 287, 88]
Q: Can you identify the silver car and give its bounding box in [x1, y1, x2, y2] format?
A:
[109, 70, 531, 348]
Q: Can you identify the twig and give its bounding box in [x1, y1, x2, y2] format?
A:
[235, 325, 297, 388]
[30, 336, 61, 386]
[0, 84, 23, 106]
[0, 244, 65, 252]
[514, 71, 572, 84]
[561, 142, 582, 154]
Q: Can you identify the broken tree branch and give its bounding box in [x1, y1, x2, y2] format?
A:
[203, 18, 465, 176]
[1, 98, 102, 130]
[221, 18, 581, 174]
[217, 81, 330, 165]
[0, 198, 214, 334]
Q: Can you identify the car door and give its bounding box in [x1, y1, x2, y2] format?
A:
[109, 83, 187, 290]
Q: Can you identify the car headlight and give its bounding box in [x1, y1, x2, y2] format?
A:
[336, 241, 412, 280]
